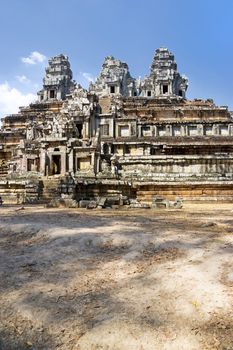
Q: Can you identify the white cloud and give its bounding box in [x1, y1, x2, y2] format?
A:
[16, 75, 31, 84]
[0, 82, 36, 117]
[21, 51, 46, 65]
[81, 72, 95, 83]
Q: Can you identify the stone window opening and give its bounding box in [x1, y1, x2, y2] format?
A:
[54, 147, 60, 151]
[142, 125, 151, 136]
[179, 90, 183, 97]
[150, 147, 156, 155]
[119, 125, 129, 137]
[100, 124, 109, 136]
[77, 157, 91, 171]
[147, 90, 152, 97]
[50, 90, 55, 99]
[205, 125, 213, 136]
[103, 143, 109, 155]
[219, 125, 229, 136]
[173, 126, 181, 136]
[157, 126, 166, 136]
[110, 144, 114, 154]
[110, 86, 115, 94]
[188, 125, 198, 136]
[162, 85, 168, 94]
[124, 144, 130, 155]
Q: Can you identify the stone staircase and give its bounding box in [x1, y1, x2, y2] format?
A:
[41, 177, 61, 202]
[0, 163, 9, 178]
[25, 181, 42, 203]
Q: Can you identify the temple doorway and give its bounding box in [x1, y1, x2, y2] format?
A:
[52, 155, 61, 175]
[76, 123, 83, 138]
[27, 159, 34, 171]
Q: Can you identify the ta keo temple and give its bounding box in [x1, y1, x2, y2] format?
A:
[1, 48, 233, 205]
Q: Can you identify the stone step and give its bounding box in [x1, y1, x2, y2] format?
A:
[41, 178, 62, 201]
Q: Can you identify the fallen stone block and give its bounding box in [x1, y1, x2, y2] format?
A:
[79, 200, 91, 208]
[130, 203, 150, 209]
[86, 201, 97, 209]
[97, 197, 107, 208]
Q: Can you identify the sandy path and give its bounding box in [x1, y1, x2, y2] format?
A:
[0, 204, 233, 349]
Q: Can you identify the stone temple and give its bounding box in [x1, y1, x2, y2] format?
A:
[1, 48, 233, 205]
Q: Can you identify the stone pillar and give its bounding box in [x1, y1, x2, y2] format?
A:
[184, 125, 188, 136]
[96, 155, 100, 173]
[166, 125, 171, 136]
[68, 149, 74, 174]
[168, 82, 172, 95]
[61, 153, 66, 175]
[48, 153, 53, 175]
[57, 90, 61, 100]
[40, 150, 46, 176]
[22, 155, 27, 172]
[214, 125, 220, 135]
[45, 90, 48, 101]
[230, 125, 233, 136]
[91, 152, 96, 174]
[83, 121, 89, 138]
[128, 123, 131, 137]
[181, 125, 185, 136]
[197, 124, 203, 135]
[138, 125, 142, 138]
[144, 146, 150, 155]
[82, 123, 86, 138]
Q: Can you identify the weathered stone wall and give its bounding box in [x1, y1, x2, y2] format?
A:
[119, 155, 233, 179]
[0, 180, 42, 204]
[136, 183, 233, 202]
[75, 181, 136, 201]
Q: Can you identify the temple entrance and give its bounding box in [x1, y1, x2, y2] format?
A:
[52, 155, 61, 175]
[27, 159, 34, 171]
[76, 123, 83, 138]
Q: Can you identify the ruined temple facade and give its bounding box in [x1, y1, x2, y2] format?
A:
[1, 48, 233, 203]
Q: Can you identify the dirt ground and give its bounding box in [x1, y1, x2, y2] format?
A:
[0, 203, 233, 350]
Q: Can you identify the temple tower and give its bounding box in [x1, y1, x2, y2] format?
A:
[90, 56, 136, 97]
[140, 47, 188, 98]
[37, 54, 75, 102]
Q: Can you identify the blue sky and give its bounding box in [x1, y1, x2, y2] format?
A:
[0, 0, 233, 117]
